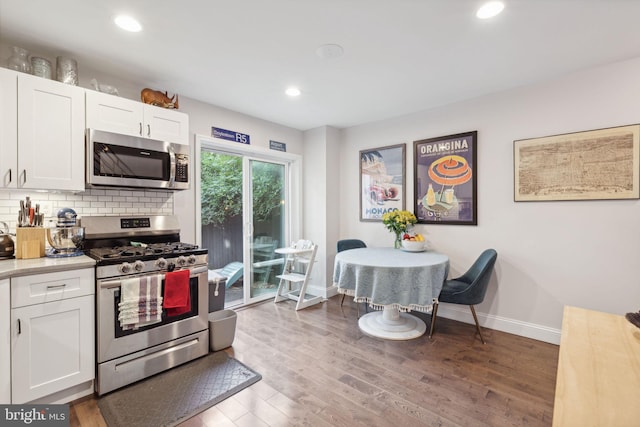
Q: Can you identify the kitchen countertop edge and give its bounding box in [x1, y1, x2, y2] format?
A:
[0, 255, 96, 280]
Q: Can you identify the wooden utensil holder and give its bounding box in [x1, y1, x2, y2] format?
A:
[16, 227, 46, 259]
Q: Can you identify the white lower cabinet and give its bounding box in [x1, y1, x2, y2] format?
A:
[10, 269, 95, 404]
[0, 278, 10, 403]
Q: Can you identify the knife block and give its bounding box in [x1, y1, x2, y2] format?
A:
[16, 228, 46, 259]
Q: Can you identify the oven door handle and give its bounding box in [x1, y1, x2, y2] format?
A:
[99, 265, 208, 289]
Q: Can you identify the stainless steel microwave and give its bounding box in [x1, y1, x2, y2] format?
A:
[86, 129, 189, 190]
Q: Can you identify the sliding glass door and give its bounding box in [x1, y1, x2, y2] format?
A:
[246, 159, 286, 301]
[199, 146, 291, 308]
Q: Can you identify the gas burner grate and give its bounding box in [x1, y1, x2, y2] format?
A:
[88, 242, 203, 263]
[102, 252, 122, 259]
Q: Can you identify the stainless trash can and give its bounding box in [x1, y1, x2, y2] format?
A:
[208, 309, 237, 351]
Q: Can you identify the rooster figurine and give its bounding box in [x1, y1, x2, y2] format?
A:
[140, 88, 179, 109]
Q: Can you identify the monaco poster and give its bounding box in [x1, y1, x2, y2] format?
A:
[360, 144, 406, 221]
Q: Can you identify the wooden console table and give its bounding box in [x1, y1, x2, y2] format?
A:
[553, 306, 640, 426]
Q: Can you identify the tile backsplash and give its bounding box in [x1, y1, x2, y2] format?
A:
[0, 188, 173, 231]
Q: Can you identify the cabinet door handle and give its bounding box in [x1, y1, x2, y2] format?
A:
[8, 169, 11, 184]
[22, 169, 26, 185]
[46, 284, 67, 290]
[147, 124, 151, 137]
[17, 319, 21, 335]
[139, 122, 143, 136]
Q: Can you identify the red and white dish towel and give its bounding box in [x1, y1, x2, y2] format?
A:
[118, 275, 163, 330]
[163, 269, 191, 316]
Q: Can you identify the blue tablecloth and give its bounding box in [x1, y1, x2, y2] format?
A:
[334, 247, 449, 312]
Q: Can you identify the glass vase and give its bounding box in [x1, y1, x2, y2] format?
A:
[31, 56, 52, 79]
[394, 232, 403, 249]
[7, 46, 32, 74]
[56, 56, 78, 85]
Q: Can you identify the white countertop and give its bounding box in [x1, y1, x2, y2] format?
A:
[0, 255, 95, 280]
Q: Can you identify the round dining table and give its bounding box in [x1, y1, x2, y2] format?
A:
[333, 247, 449, 340]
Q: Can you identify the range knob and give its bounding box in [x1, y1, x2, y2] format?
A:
[176, 256, 187, 266]
[155, 257, 168, 269]
[119, 262, 132, 274]
[187, 254, 197, 264]
[133, 260, 145, 272]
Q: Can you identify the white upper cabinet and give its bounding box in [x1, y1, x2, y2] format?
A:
[144, 103, 189, 144]
[85, 90, 144, 137]
[17, 73, 85, 191]
[0, 69, 85, 192]
[0, 68, 18, 189]
[86, 90, 189, 145]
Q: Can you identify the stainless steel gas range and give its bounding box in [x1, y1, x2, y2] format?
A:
[82, 215, 209, 396]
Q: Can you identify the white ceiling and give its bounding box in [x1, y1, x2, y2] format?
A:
[2, 0, 640, 131]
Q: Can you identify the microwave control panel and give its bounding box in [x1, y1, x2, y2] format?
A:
[175, 154, 188, 183]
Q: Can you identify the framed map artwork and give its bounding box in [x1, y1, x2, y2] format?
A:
[514, 125, 640, 201]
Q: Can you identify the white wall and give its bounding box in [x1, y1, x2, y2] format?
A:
[0, 41, 305, 244]
[174, 97, 304, 243]
[301, 127, 326, 294]
[325, 126, 341, 291]
[301, 126, 341, 297]
[339, 57, 640, 344]
[0, 42, 177, 227]
[6, 40, 639, 343]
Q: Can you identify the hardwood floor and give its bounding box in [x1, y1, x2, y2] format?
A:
[71, 297, 559, 426]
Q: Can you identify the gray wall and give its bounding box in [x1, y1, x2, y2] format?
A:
[338, 56, 640, 344]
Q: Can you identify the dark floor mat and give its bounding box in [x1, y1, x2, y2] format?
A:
[98, 351, 261, 427]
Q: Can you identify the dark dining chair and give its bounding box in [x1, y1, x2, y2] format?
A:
[429, 249, 497, 344]
[336, 239, 367, 314]
[337, 239, 367, 253]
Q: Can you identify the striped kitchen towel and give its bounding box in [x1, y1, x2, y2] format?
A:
[118, 275, 163, 330]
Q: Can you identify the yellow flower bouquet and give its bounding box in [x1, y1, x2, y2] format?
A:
[382, 210, 417, 248]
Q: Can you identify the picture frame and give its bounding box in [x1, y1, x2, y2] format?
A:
[413, 131, 477, 225]
[359, 144, 406, 221]
[514, 125, 640, 202]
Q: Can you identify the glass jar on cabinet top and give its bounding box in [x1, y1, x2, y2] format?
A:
[7, 46, 32, 74]
[56, 56, 78, 85]
[31, 56, 52, 79]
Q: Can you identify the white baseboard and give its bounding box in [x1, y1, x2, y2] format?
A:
[325, 285, 561, 345]
[326, 284, 340, 299]
[29, 379, 94, 404]
[294, 283, 332, 301]
[437, 305, 561, 345]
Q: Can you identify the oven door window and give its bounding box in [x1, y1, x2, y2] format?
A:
[113, 275, 199, 338]
[94, 142, 170, 181]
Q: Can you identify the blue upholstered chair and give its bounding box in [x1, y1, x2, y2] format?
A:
[337, 239, 367, 253]
[336, 239, 367, 313]
[429, 249, 497, 344]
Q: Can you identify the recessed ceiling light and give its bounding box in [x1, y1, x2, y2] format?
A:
[285, 87, 301, 97]
[114, 15, 142, 32]
[476, 1, 505, 19]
